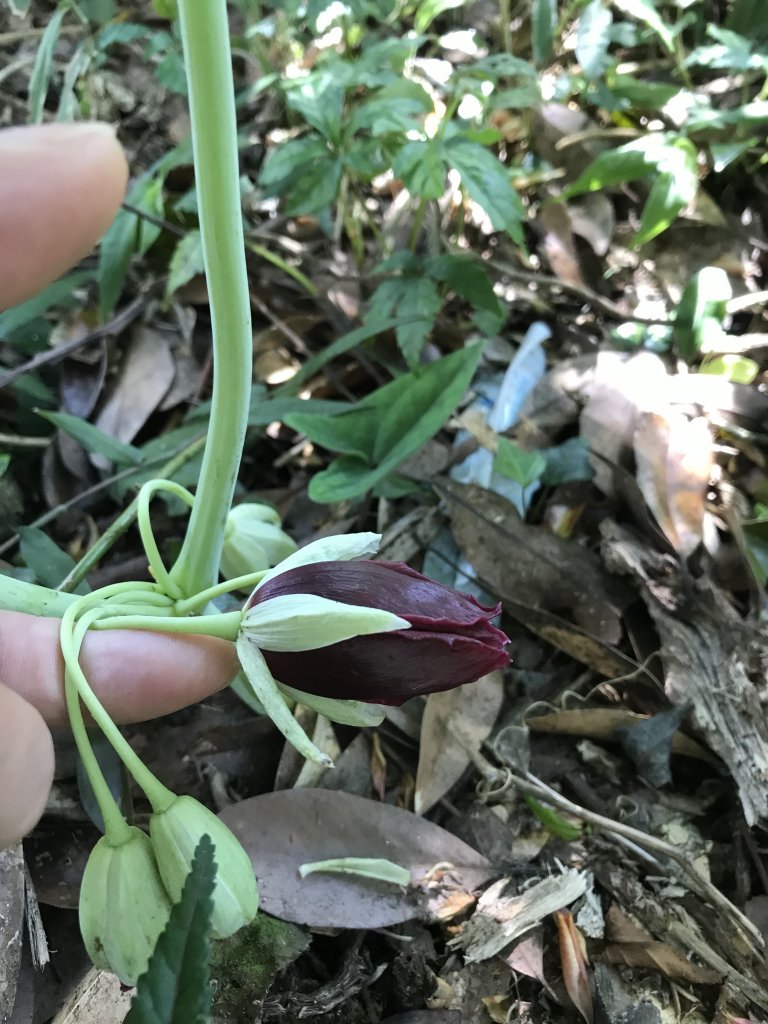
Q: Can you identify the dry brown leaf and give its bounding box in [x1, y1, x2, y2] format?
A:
[93, 325, 175, 469]
[634, 411, 713, 557]
[555, 909, 593, 1024]
[537, 203, 586, 287]
[220, 789, 493, 929]
[505, 930, 546, 984]
[50, 968, 132, 1023]
[603, 905, 721, 986]
[415, 672, 504, 815]
[526, 708, 720, 766]
[438, 480, 626, 642]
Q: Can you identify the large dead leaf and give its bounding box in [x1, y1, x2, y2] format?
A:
[415, 672, 504, 815]
[219, 789, 493, 929]
[555, 909, 593, 1024]
[92, 326, 174, 469]
[0, 845, 24, 1023]
[438, 480, 626, 642]
[633, 411, 712, 557]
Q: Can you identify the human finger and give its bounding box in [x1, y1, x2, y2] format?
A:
[0, 611, 239, 727]
[0, 122, 128, 308]
[0, 683, 55, 848]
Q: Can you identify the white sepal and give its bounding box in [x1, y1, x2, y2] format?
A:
[255, 532, 381, 590]
[235, 635, 333, 767]
[241, 593, 409, 652]
[278, 682, 387, 727]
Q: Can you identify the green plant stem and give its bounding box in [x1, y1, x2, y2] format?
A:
[65, 609, 132, 845]
[93, 610, 242, 641]
[0, 574, 76, 616]
[169, 0, 253, 599]
[61, 601, 176, 814]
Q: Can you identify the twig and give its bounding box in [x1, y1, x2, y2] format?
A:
[0, 290, 151, 390]
[469, 749, 765, 956]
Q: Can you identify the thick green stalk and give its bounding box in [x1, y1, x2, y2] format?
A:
[0, 574, 75, 617]
[169, 0, 252, 598]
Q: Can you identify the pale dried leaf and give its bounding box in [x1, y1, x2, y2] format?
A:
[453, 869, 587, 962]
[415, 672, 504, 815]
[555, 909, 593, 1024]
[50, 968, 132, 1023]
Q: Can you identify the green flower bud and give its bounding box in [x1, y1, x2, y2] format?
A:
[79, 826, 172, 986]
[150, 796, 258, 939]
[220, 503, 297, 581]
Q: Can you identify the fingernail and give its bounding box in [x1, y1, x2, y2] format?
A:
[0, 121, 118, 151]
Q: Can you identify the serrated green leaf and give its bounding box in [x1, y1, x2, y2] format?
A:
[28, 7, 66, 123]
[383, 277, 442, 369]
[393, 139, 446, 199]
[37, 409, 144, 465]
[414, 0, 466, 32]
[445, 139, 524, 239]
[166, 230, 205, 299]
[613, 0, 673, 52]
[125, 835, 216, 1024]
[562, 133, 670, 196]
[494, 439, 546, 488]
[286, 74, 345, 142]
[427, 253, 503, 317]
[300, 344, 483, 502]
[576, 0, 613, 80]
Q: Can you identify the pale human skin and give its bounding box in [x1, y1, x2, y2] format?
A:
[0, 123, 238, 848]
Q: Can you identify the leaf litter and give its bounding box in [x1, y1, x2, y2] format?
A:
[2, 0, 768, 1021]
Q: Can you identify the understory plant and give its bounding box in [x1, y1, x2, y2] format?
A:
[0, 0, 509, 986]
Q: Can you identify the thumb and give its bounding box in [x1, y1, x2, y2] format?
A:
[0, 683, 55, 849]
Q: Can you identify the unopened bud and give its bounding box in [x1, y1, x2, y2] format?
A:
[79, 826, 172, 985]
[149, 795, 258, 938]
[220, 503, 297, 581]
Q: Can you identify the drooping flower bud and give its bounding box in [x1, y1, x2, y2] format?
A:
[241, 559, 509, 704]
[149, 795, 258, 939]
[79, 826, 172, 986]
[220, 503, 297, 581]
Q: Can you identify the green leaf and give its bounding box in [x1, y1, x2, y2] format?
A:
[444, 139, 524, 239]
[125, 835, 215, 1024]
[37, 410, 144, 465]
[700, 353, 758, 384]
[633, 154, 696, 246]
[494, 439, 546, 488]
[427, 253, 503, 318]
[349, 81, 432, 136]
[98, 177, 162, 319]
[673, 267, 732, 362]
[18, 526, 89, 593]
[295, 344, 483, 502]
[576, 0, 613, 80]
[393, 139, 446, 200]
[259, 136, 332, 188]
[285, 155, 343, 215]
[613, 0, 673, 52]
[286, 74, 344, 142]
[562, 133, 670, 196]
[0, 271, 93, 337]
[394, 277, 442, 368]
[523, 794, 583, 841]
[606, 73, 681, 109]
[414, 0, 466, 32]
[288, 407, 379, 461]
[28, 7, 67, 123]
[532, 0, 557, 66]
[166, 230, 205, 299]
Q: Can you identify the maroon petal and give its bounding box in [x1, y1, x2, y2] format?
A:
[263, 629, 510, 704]
[254, 560, 501, 633]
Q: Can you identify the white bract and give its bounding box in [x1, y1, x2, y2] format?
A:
[236, 532, 406, 761]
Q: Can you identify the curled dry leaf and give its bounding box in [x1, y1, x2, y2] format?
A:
[555, 909, 593, 1024]
[633, 411, 713, 558]
[415, 672, 504, 815]
[219, 789, 493, 929]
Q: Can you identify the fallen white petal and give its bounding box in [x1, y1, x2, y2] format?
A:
[241, 593, 410, 651]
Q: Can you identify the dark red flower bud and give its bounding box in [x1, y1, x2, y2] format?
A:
[246, 561, 509, 704]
